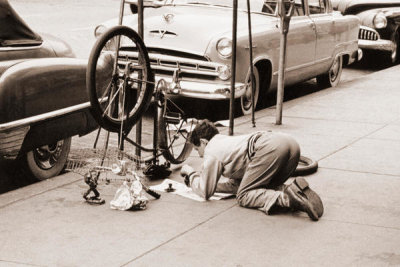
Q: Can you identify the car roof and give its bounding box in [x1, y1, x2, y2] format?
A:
[0, 0, 42, 47]
[335, 0, 400, 14]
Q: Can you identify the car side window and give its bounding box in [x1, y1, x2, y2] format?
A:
[293, 0, 305, 16]
[308, 0, 326, 14]
[262, 0, 277, 14]
[262, 0, 304, 16]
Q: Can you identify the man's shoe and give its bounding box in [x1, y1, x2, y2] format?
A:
[293, 177, 324, 218]
[284, 178, 319, 221]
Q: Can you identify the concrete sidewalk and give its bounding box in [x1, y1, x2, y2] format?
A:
[1, 65, 400, 267]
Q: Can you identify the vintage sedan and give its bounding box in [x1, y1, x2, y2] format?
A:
[0, 0, 97, 180]
[332, 0, 400, 64]
[96, 0, 360, 115]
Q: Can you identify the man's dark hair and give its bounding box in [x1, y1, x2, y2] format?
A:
[189, 119, 219, 146]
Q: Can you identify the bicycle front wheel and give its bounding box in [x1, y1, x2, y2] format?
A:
[157, 96, 193, 164]
[87, 26, 154, 133]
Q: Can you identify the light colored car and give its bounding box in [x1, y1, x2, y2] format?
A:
[96, 0, 361, 114]
[0, 0, 97, 180]
[332, 0, 400, 64]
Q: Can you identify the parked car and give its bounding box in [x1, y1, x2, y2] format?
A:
[0, 0, 98, 180]
[332, 0, 400, 64]
[95, 0, 361, 115]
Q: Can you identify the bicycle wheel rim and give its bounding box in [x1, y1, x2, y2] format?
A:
[157, 97, 193, 164]
[86, 26, 154, 133]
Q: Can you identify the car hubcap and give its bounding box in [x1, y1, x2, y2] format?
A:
[243, 84, 253, 109]
[391, 41, 397, 62]
[33, 140, 65, 170]
[329, 57, 340, 82]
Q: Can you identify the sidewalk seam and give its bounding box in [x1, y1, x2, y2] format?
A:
[318, 123, 390, 162]
[120, 202, 238, 266]
[319, 166, 400, 178]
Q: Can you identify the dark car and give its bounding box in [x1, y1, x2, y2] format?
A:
[332, 0, 400, 64]
[0, 0, 97, 180]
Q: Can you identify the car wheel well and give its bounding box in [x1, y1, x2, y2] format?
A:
[255, 60, 272, 96]
[341, 54, 350, 66]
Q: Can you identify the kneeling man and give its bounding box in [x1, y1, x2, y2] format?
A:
[181, 120, 323, 221]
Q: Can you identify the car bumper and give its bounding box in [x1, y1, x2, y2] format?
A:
[359, 39, 395, 52]
[155, 75, 247, 100]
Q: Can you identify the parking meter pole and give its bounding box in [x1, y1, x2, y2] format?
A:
[246, 0, 256, 128]
[135, 0, 144, 158]
[275, 31, 287, 125]
[229, 0, 238, 136]
[275, 0, 294, 125]
[118, 0, 125, 26]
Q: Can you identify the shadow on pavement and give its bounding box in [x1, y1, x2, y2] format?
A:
[0, 159, 36, 194]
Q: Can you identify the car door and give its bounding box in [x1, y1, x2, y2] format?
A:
[284, 0, 317, 84]
[307, 0, 335, 67]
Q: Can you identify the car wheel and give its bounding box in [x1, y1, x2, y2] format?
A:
[23, 137, 72, 181]
[389, 31, 399, 64]
[240, 67, 260, 115]
[316, 55, 343, 88]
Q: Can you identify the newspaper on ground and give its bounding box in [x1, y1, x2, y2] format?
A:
[149, 179, 234, 202]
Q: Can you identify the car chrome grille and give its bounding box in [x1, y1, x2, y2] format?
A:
[358, 26, 379, 41]
[117, 48, 222, 80]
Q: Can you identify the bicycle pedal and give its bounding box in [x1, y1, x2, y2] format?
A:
[165, 112, 181, 124]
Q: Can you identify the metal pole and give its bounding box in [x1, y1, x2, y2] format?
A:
[229, 0, 238, 136]
[275, 0, 294, 125]
[118, 0, 125, 25]
[136, 0, 144, 157]
[275, 31, 287, 125]
[246, 0, 256, 128]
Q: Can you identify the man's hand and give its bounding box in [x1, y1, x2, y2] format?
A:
[180, 164, 195, 177]
[181, 164, 195, 187]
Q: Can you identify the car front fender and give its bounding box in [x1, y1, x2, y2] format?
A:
[0, 57, 89, 125]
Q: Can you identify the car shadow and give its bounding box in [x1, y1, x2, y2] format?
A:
[0, 159, 37, 194]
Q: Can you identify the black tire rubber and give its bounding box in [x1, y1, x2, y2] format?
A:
[157, 95, 193, 164]
[292, 155, 318, 177]
[384, 30, 399, 65]
[22, 137, 72, 181]
[240, 67, 260, 115]
[87, 26, 154, 133]
[316, 55, 343, 89]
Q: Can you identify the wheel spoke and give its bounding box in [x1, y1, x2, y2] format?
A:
[102, 82, 123, 117]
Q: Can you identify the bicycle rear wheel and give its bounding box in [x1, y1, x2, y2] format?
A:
[87, 26, 154, 133]
[157, 93, 193, 164]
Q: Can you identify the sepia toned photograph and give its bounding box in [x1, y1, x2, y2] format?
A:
[1, 0, 399, 266]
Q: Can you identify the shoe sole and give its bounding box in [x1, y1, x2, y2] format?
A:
[294, 177, 323, 218]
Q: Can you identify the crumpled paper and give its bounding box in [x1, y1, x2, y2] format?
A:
[110, 180, 149, 211]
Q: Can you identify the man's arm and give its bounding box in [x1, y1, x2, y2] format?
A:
[216, 178, 240, 194]
[183, 155, 223, 200]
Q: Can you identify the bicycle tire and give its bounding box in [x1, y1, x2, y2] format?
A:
[292, 155, 318, 176]
[157, 94, 193, 164]
[87, 26, 154, 133]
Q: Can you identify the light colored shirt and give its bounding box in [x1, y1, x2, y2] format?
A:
[190, 133, 256, 199]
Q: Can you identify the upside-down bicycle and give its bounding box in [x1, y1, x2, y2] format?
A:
[67, 0, 196, 205]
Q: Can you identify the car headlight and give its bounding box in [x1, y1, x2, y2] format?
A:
[216, 38, 232, 58]
[373, 12, 387, 29]
[94, 25, 107, 38]
[217, 65, 231, 80]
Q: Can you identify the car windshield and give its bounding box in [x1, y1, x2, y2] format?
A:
[0, 0, 42, 47]
[164, 0, 275, 13]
